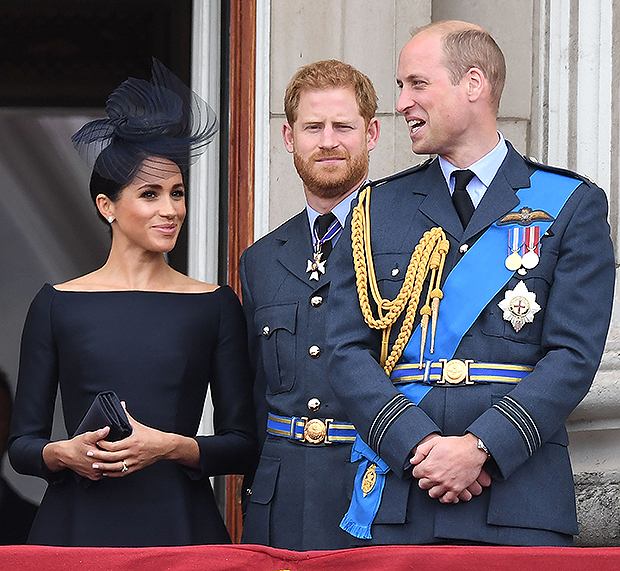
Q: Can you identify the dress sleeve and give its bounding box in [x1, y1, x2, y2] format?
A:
[194, 286, 258, 477]
[8, 285, 64, 483]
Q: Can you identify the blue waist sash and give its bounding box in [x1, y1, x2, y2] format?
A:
[340, 169, 582, 539]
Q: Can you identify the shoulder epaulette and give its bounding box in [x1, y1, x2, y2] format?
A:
[368, 156, 435, 188]
[523, 155, 598, 187]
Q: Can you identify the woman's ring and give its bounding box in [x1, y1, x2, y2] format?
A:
[121, 460, 128, 473]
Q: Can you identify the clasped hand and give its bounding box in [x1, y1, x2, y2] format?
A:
[86, 406, 168, 478]
[45, 405, 169, 481]
[409, 433, 491, 504]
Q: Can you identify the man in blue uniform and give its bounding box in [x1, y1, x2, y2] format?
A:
[240, 59, 380, 549]
[328, 21, 615, 546]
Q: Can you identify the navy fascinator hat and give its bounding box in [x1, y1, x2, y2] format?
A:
[72, 58, 218, 185]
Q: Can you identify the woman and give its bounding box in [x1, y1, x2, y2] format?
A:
[8, 60, 257, 547]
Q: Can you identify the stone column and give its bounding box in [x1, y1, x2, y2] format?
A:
[189, 0, 222, 436]
[532, 0, 620, 546]
[188, 0, 222, 285]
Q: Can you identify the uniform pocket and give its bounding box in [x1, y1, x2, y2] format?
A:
[374, 470, 410, 524]
[248, 455, 280, 505]
[373, 252, 412, 299]
[254, 303, 298, 394]
[487, 392, 574, 534]
[479, 234, 558, 345]
[243, 456, 280, 545]
[343, 459, 410, 525]
[487, 440, 578, 535]
[480, 275, 551, 344]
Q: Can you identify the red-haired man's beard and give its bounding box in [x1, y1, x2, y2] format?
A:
[293, 148, 369, 200]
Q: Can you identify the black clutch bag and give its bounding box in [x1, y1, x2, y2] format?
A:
[74, 391, 133, 441]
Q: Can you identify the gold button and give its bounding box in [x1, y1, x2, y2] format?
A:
[459, 244, 469, 254]
[307, 398, 321, 411]
[310, 295, 323, 307]
[308, 345, 321, 358]
[262, 326, 270, 337]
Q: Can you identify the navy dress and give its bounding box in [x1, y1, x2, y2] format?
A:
[9, 284, 256, 547]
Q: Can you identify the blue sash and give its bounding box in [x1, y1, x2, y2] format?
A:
[340, 169, 582, 539]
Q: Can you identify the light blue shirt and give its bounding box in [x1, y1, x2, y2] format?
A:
[439, 132, 508, 208]
[305, 182, 365, 246]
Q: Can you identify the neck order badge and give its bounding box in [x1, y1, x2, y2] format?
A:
[307, 213, 342, 281]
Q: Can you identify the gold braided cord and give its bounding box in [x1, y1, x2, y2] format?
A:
[352, 185, 449, 375]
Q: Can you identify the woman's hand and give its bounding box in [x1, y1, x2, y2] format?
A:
[89, 405, 200, 477]
[42, 426, 111, 481]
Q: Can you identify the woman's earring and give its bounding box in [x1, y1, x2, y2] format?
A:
[107, 216, 115, 224]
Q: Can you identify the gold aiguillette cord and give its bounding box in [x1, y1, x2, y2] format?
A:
[351, 185, 449, 375]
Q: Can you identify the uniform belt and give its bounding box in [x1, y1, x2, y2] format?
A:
[390, 360, 534, 386]
[267, 412, 357, 444]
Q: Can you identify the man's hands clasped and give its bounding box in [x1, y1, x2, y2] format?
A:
[409, 433, 491, 504]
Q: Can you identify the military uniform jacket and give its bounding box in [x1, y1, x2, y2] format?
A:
[326, 143, 615, 546]
[240, 210, 356, 550]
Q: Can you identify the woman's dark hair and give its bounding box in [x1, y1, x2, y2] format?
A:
[90, 169, 125, 224]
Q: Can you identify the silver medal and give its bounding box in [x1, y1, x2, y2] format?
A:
[521, 250, 539, 270]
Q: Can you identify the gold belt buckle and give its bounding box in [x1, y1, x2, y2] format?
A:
[302, 417, 333, 444]
[438, 359, 474, 385]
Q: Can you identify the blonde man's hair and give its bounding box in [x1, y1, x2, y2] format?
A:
[417, 21, 506, 111]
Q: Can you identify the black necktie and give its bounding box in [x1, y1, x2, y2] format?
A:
[315, 212, 338, 261]
[451, 169, 475, 228]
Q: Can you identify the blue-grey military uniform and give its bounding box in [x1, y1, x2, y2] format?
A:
[327, 142, 615, 546]
[240, 210, 356, 550]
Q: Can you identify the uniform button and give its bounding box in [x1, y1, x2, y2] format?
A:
[459, 244, 469, 254]
[308, 345, 321, 358]
[307, 398, 321, 411]
[391, 267, 400, 276]
[310, 295, 323, 307]
[262, 326, 270, 337]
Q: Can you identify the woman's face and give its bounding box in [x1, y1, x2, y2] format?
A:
[105, 160, 186, 254]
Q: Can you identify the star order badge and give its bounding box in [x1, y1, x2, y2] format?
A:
[498, 281, 541, 332]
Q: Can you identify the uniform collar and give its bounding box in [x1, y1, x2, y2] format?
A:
[438, 132, 508, 207]
[305, 182, 364, 232]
